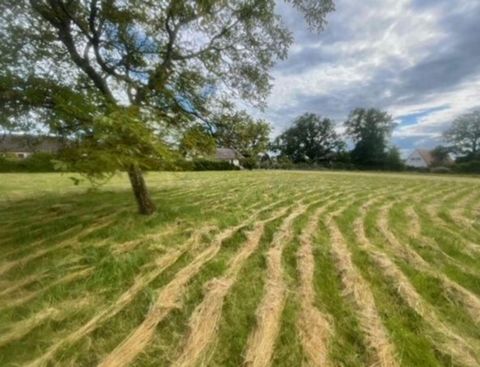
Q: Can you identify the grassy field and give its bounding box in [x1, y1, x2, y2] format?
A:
[0, 171, 479, 367]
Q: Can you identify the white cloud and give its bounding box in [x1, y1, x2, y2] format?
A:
[256, 0, 480, 148]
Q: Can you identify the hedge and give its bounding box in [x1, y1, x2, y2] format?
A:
[0, 153, 56, 172]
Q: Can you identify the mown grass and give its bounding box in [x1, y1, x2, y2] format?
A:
[0, 171, 479, 367]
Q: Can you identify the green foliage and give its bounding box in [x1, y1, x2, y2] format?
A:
[172, 158, 238, 171]
[452, 160, 480, 174]
[240, 157, 258, 170]
[59, 106, 177, 182]
[344, 108, 395, 168]
[286, 0, 335, 30]
[0, 152, 56, 172]
[430, 166, 451, 174]
[384, 146, 405, 171]
[444, 110, 480, 159]
[430, 145, 452, 167]
[214, 111, 271, 158]
[179, 126, 216, 158]
[192, 159, 239, 171]
[273, 113, 344, 163]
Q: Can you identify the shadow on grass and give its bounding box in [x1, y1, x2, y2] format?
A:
[0, 186, 205, 256]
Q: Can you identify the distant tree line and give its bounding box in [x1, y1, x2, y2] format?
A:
[441, 110, 480, 173]
[2, 106, 479, 175]
[270, 107, 403, 171]
[211, 107, 480, 174]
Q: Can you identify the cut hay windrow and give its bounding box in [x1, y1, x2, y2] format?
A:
[0, 270, 50, 298]
[0, 203, 126, 252]
[291, 187, 371, 367]
[0, 267, 94, 311]
[0, 308, 59, 348]
[242, 204, 309, 367]
[377, 204, 480, 325]
[446, 189, 480, 236]
[372, 253, 480, 367]
[405, 206, 480, 278]
[0, 297, 93, 348]
[111, 224, 183, 255]
[296, 205, 333, 367]
[97, 200, 293, 367]
[424, 203, 480, 255]
[22, 225, 214, 367]
[170, 190, 344, 367]
[2, 201, 116, 232]
[1, 223, 84, 260]
[171, 206, 291, 367]
[325, 213, 399, 367]
[0, 213, 121, 278]
[355, 199, 480, 366]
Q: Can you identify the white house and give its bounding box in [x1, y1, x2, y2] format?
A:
[405, 149, 434, 168]
[406, 149, 453, 168]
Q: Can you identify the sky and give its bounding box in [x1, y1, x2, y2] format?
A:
[257, 0, 480, 154]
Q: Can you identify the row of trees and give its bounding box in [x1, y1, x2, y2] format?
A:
[218, 107, 480, 172]
[179, 111, 271, 162]
[272, 108, 403, 169]
[444, 110, 480, 162]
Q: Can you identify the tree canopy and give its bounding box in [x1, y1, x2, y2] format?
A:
[274, 113, 344, 163]
[0, 0, 334, 214]
[344, 107, 395, 168]
[213, 111, 271, 158]
[444, 110, 480, 160]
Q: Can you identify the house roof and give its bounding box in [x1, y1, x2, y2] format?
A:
[0, 134, 63, 153]
[416, 149, 434, 166]
[409, 148, 453, 166]
[215, 148, 243, 160]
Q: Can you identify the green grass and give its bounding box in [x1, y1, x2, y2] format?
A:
[0, 171, 479, 367]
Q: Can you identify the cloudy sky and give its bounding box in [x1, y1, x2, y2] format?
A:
[259, 0, 480, 154]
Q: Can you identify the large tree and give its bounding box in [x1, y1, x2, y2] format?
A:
[213, 111, 271, 158]
[444, 110, 480, 160]
[344, 107, 395, 167]
[0, 0, 334, 214]
[274, 113, 344, 163]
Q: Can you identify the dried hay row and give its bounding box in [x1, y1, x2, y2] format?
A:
[405, 206, 480, 277]
[24, 225, 214, 367]
[111, 224, 182, 255]
[293, 188, 371, 367]
[172, 206, 292, 367]
[0, 271, 50, 298]
[377, 204, 480, 325]
[242, 204, 309, 367]
[173, 192, 344, 367]
[372, 253, 480, 367]
[0, 297, 93, 348]
[0, 204, 111, 239]
[1, 202, 116, 238]
[0, 267, 94, 311]
[326, 214, 399, 367]
[110, 187, 315, 257]
[448, 189, 480, 235]
[1, 224, 85, 260]
[296, 205, 333, 367]
[97, 200, 293, 367]
[424, 204, 480, 255]
[0, 213, 120, 277]
[355, 200, 480, 366]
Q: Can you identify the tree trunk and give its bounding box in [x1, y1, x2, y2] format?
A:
[127, 165, 156, 215]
